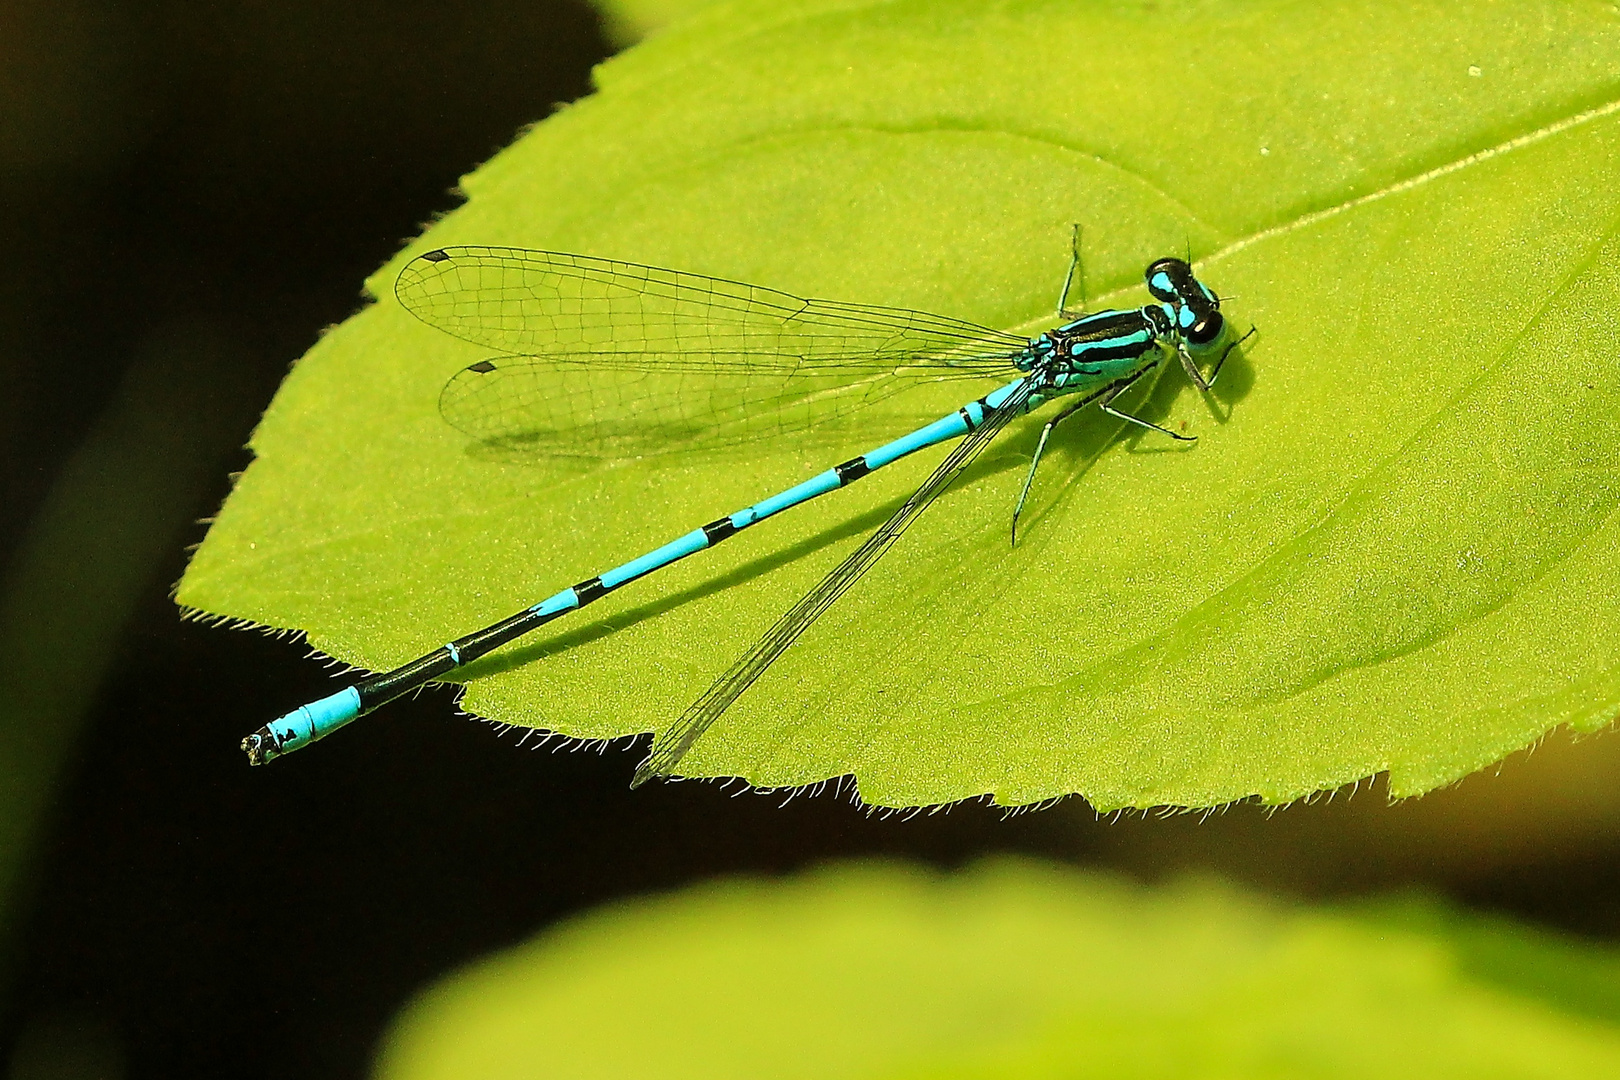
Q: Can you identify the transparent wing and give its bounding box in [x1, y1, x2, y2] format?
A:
[630, 380, 1038, 787]
[399, 247, 1032, 453]
[438, 355, 982, 457]
[397, 246, 1030, 366]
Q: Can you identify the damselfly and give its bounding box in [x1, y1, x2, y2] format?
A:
[241, 239, 1250, 781]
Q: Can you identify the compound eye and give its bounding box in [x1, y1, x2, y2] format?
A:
[1187, 310, 1225, 346]
[1144, 257, 1190, 301]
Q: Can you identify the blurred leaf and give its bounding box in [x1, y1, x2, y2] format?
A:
[373, 860, 1620, 1080]
[588, 0, 725, 46]
[1347, 893, 1620, 1030]
[0, 325, 253, 949]
[178, 0, 1620, 808]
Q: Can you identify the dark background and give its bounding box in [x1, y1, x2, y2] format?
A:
[3, 3, 1618, 1078]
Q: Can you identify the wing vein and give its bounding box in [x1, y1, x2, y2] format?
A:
[631, 379, 1038, 786]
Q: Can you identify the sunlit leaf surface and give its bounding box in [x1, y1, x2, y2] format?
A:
[374, 861, 1620, 1080]
[179, 0, 1620, 808]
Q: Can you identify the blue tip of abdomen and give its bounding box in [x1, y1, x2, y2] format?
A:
[241, 685, 362, 765]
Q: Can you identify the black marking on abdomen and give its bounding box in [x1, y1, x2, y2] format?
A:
[573, 576, 608, 605]
[959, 407, 979, 432]
[835, 457, 870, 483]
[702, 517, 738, 543]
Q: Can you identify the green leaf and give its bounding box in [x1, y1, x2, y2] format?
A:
[178, 0, 1620, 808]
[373, 860, 1620, 1080]
[589, 0, 725, 46]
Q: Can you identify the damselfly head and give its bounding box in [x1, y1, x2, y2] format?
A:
[1144, 257, 1225, 348]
